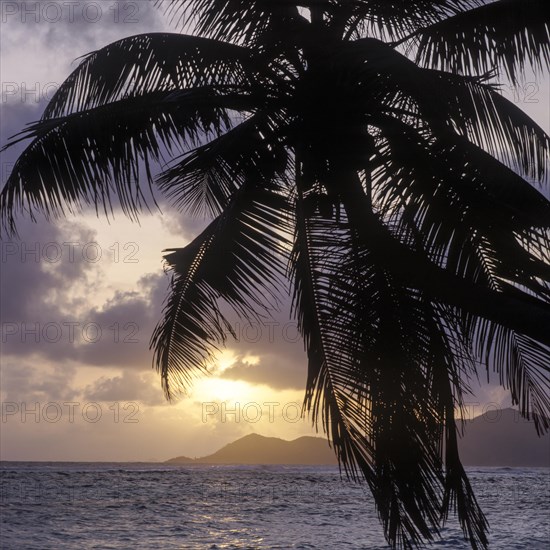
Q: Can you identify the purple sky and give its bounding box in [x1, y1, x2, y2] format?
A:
[0, 1, 548, 461]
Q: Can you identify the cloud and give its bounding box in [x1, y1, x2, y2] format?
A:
[1, 1, 167, 78]
[0, 216, 170, 370]
[0, 207, 307, 383]
[0, 220, 98, 320]
[0, 1, 169, 145]
[82, 370, 166, 406]
[213, 305, 308, 391]
[0, 0, 314, 462]
[1, 277, 167, 373]
[158, 204, 210, 239]
[221, 350, 307, 391]
[0, 361, 79, 404]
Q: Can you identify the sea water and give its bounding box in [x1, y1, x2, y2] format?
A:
[1, 463, 548, 549]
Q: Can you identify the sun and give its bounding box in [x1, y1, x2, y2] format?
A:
[195, 377, 256, 402]
[189, 349, 260, 402]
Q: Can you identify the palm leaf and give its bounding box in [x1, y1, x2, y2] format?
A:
[151, 180, 292, 397]
[157, 111, 289, 217]
[1, 88, 262, 233]
[42, 33, 264, 119]
[363, 116, 550, 431]
[292, 171, 488, 548]
[369, 114, 550, 286]
[414, 0, 550, 81]
[345, 37, 550, 181]
[154, 0, 307, 47]
[341, 0, 480, 42]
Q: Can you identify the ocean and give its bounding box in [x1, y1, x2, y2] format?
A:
[0, 463, 548, 549]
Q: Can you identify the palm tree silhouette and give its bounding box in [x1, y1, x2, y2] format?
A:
[2, 1, 549, 548]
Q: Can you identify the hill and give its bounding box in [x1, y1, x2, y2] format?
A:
[166, 408, 549, 466]
[166, 434, 338, 465]
[458, 407, 549, 467]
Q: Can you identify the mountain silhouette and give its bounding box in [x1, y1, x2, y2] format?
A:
[457, 407, 549, 467]
[166, 433, 338, 465]
[166, 409, 549, 466]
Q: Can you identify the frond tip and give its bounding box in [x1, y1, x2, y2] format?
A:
[151, 183, 292, 398]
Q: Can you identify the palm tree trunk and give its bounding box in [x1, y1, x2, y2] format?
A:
[339, 171, 550, 347]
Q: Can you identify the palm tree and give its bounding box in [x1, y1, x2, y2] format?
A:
[2, 0, 549, 547]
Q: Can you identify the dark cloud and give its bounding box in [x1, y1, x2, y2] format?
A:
[0, 220, 96, 320]
[1, 1, 166, 47]
[1, 280, 167, 373]
[0, 101, 44, 187]
[0, 1, 168, 120]
[217, 303, 309, 391]
[0, 216, 170, 370]
[0, 213, 308, 396]
[221, 351, 307, 391]
[82, 370, 165, 406]
[0, 361, 79, 403]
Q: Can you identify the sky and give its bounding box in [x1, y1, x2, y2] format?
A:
[0, 0, 548, 462]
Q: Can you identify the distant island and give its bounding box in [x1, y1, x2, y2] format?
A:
[166, 433, 338, 465]
[166, 408, 549, 467]
[458, 407, 549, 467]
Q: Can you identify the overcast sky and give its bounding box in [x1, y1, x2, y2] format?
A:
[0, 0, 548, 461]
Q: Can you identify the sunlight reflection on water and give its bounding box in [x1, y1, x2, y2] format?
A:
[0, 464, 548, 549]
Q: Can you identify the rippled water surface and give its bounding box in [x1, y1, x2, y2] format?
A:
[1, 463, 548, 549]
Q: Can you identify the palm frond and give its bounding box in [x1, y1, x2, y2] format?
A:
[43, 33, 263, 119]
[341, 0, 481, 42]
[420, 70, 550, 181]
[291, 177, 378, 498]
[429, 329, 489, 549]
[366, 116, 550, 430]
[151, 180, 292, 397]
[292, 172, 488, 548]
[370, 114, 550, 278]
[414, 0, 550, 81]
[1, 88, 262, 234]
[157, 111, 289, 217]
[154, 0, 307, 47]
[346, 38, 550, 181]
